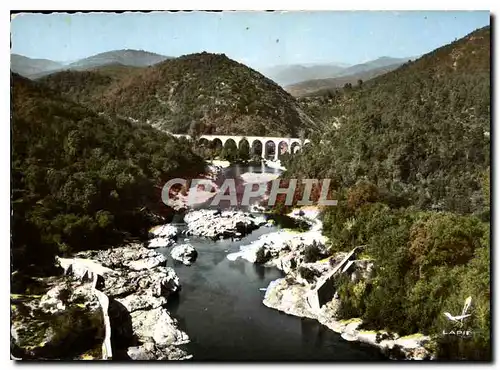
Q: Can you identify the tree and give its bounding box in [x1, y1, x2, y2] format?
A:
[347, 181, 380, 210]
[304, 241, 323, 263]
[408, 213, 485, 277]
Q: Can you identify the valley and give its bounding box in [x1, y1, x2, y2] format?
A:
[10, 13, 491, 363]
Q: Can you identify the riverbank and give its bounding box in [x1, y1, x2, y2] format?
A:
[228, 206, 435, 360]
[11, 229, 192, 360]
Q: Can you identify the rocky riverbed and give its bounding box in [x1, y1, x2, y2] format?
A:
[11, 233, 192, 361]
[11, 203, 434, 361]
[183, 209, 268, 239]
[72, 241, 191, 360]
[229, 207, 435, 360]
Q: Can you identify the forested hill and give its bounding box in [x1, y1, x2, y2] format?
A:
[291, 25, 490, 214]
[39, 52, 316, 137]
[278, 26, 490, 360]
[11, 73, 206, 272]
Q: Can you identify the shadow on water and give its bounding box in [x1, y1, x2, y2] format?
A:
[227, 258, 247, 276]
[253, 263, 266, 281]
[167, 291, 181, 314]
[265, 213, 311, 231]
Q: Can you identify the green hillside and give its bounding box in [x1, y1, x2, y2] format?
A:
[280, 26, 491, 360]
[11, 73, 205, 273]
[291, 25, 490, 214]
[39, 52, 316, 137]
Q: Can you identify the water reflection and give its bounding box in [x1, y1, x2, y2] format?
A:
[253, 263, 266, 281]
[227, 259, 246, 276]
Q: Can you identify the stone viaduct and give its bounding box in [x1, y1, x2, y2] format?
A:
[170, 134, 311, 160]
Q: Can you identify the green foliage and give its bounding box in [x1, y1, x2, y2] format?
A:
[347, 180, 380, 210]
[291, 26, 490, 215]
[283, 28, 491, 358]
[49, 306, 105, 359]
[408, 213, 486, 276]
[303, 240, 323, 263]
[331, 204, 490, 358]
[40, 52, 314, 137]
[298, 266, 320, 282]
[11, 73, 206, 272]
[255, 247, 271, 264]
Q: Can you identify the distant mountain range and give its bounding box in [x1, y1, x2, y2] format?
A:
[261, 56, 414, 94]
[10, 54, 64, 79]
[67, 49, 171, 70]
[260, 63, 349, 87]
[12, 49, 419, 102]
[286, 58, 412, 97]
[39, 52, 317, 137]
[10, 49, 172, 79]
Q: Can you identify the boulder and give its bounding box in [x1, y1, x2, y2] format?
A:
[149, 224, 179, 240]
[130, 307, 189, 347]
[184, 209, 266, 239]
[11, 277, 104, 360]
[127, 342, 192, 361]
[117, 294, 167, 313]
[147, 237, 175, 249]
[171, 244, 198, 265]
[101, 266, 180, 300]
[127, 342, 158, 360]
[76, 244, 166, 270]
[38, 285, 67, 314]
[125, 255, 167, 271]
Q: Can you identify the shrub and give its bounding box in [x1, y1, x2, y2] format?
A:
[255, 247, 270, 264]
[408, 212, 485, 276]
[347, 181, 380, 210]
[298, 266, 320, 282]
[303, 241, 323, 263]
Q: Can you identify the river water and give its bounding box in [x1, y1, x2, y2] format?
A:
[159, 164, 387, 361]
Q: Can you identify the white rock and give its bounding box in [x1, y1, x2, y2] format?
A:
[125, 255, 167, 271]
[149, 224, 179, 239]
[184, 210, 265, 239]
[147, 237, 175, 249]
[130, 307, 189, 347]
[117, 294, 167, 313]
[171, 244, 198, 265]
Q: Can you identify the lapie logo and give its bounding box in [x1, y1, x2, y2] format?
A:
[442, 296, 473, 337]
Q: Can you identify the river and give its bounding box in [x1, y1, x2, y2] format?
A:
[159, 164, 387, 361]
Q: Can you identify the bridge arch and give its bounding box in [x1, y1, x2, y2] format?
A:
[170, 133, 310, 160]
[264, 140, 276, 160]
[277, 140, 289, 159]
[291, 141, 301, 154]
[250, 139, 264, 158]
[238, 138, 250, 158]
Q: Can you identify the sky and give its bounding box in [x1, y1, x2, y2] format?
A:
[10, 11, 490, 69]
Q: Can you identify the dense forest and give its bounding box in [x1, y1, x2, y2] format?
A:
[281, 26, 491, 359]
[11, 73, 206, 273]
[39, 52, 316, 137]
